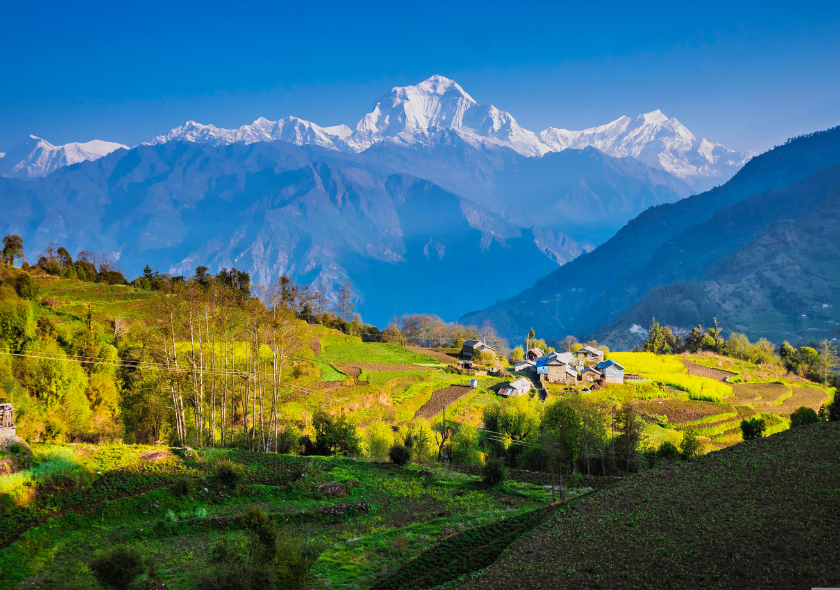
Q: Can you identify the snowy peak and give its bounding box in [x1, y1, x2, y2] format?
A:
[149, 115, 353, 151]
[540, 110, 753, 191]
[350, 75, 547, 156]
[0, 135, 127, 179]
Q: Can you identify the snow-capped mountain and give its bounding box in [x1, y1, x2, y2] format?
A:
[148, 116, 354, 151]
[540, 110, 755, 191]
[149, 76, 752, 192]
[349, 75, 548, 156]
[0, 135, 127, 179]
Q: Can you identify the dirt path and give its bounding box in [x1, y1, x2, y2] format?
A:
[414, 385, 474, 420]
[680, 360, 737, 381]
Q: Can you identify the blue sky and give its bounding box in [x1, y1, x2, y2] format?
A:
[2, 0, 839, 153]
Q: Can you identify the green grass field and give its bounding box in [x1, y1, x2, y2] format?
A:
[317, 336, 441, 366]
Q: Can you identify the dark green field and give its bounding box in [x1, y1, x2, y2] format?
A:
[447, 421, 840, 589]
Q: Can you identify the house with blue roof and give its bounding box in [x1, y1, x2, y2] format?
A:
[595, 359, 625, 384]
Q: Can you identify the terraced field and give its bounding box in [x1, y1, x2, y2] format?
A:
[414, 385, 474, 420]
[757, 386, 829, 414]
[681, 359, 737, 381]
[636, 398, 733, 426]
[725, 382, 790, 405]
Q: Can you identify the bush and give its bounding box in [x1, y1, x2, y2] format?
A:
[740, 417, 766, 441]
[171, 476, 195, 497]
[388, 444, 410, 466]
[679, 430, 703, 459]
[790, 406, 820, 428]
[482, 456, 507, 485]
[366, 422, 395, 461]
[89, 545, 146, 590]
[14, 273, 39, 300]
[214, 459, 243, 489]
[656, 441, 681, 462]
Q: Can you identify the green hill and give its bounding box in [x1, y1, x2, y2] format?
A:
[448, 421, 840, 589]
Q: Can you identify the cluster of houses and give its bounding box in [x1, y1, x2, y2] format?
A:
[459, 340, 625, 398]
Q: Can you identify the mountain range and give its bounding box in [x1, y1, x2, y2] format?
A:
[462, 126, 840, 347]
[3, 76, 752, 193]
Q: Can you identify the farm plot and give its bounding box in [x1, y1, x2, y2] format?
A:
[680, 360, 737, 381]
[725, 383, 789, 405]
[756, 386, 829, 414]
[414, 385, 474, 420]
[318, 338, 441, 366]
[636, 398, 734, 427]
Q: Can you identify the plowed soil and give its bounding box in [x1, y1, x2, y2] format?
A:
[308, 337, 321, 355]
[414, 385, 474, 420]
[681, 360, 737, 381]
[757, 386, 829, 414]
[725, 383, 789, 405]
[636, 398, 731, 425]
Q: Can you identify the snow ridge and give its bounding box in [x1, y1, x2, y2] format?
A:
[0, 135, 127, 179]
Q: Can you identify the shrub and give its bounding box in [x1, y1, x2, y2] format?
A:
[482, 456, 507, 485]
[366, 422, 395, 461]
[89, 545, 146, 590]
[389, 444, 410, 466]
[656, 441, 681, 462]
[790, 406, 820, 427]
[740, 417, 766, 441]
[171, 476, 195, 497]
[14, 274, 39, 300]
[679, 430, 702, 459]
[214, 459, 243, 489]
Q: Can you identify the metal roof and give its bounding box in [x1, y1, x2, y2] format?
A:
[596, 359, 624, 370]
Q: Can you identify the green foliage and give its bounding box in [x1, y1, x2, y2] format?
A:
[365, 421, 394, 461]
[510, 346, 524, 363]
[309, 409, 360, 456]
[679, 430, 703, 459]
[214, 458, 244, 489]
[541, 400, 582, 470]
[0, 298, 35, 350]
[740, 417, 766, 440]
[14, 273, 40, 300]
[482, 456, 507, 485]
[388, 443, 410, 466]
[89, 544, 146, 590]
[450, 424, 481, 465]
[790, 406, 820, 427]
[656, 441, 681, 462]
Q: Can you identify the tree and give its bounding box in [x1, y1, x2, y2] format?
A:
[561, 335, 578, 352]
[790, 406, 820, 427]
[335, 281, 355, 321]
[366, 422, 394, 461]
[541, 400, 581, 472]
[526, 328, 535, 350]
[707, 318, 723, 353]
[311, 409, 360, 456]
[510, 346, 525, 363]
[740, 417, 766, 441]
[2, 235, 24, 266]
[687, 325, 705, 353]
[644, 319, 666, 354]
[679, 430, 702, 459]
[56, 246, 73, 269]
[818, 339, 838, 384]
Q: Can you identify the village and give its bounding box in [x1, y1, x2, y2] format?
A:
[456, 338, 625, 398]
